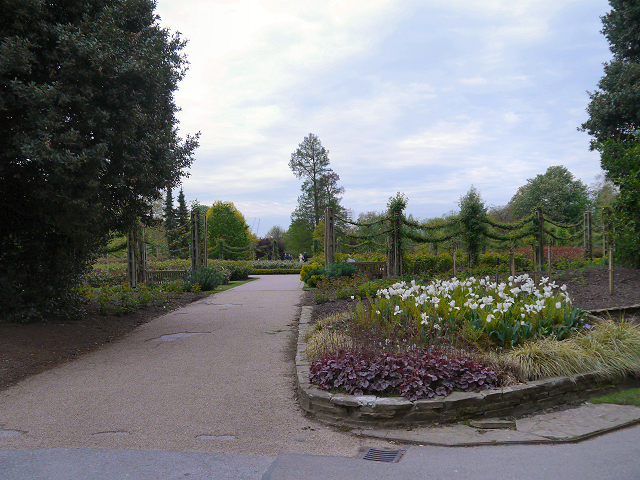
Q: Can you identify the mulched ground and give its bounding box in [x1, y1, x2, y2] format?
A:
[1, 265, 639, 391]
[0, 292, 209, 390]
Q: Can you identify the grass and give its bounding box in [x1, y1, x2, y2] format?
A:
[591, 388, 640, 406]
[505, 320, 640, 379]
[206, 277, 257, 293]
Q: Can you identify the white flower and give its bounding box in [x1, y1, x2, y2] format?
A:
[351, 296, 354, 300]
[486, 314, 494, 323]
[556, 302, 562, 309]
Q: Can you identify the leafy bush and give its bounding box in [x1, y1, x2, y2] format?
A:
[211, 260, 253, 280]
[94, 284, 172, 315]
[252, 268, 302, 274]
[300, 262, 325, 287]
[85, 266, 128, 287]
[184, 267, 226, 291]
[403, 252, 454, 276]
[309, 350, 497, 401]
[325, 261, 358, 280]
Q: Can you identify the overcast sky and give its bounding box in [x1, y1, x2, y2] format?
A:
[155, 0, 611, 238]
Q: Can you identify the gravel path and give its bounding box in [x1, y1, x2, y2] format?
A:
[0, 275, 389, 456]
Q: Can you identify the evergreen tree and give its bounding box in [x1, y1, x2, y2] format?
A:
[581, 0, 640, 267]
[0, 0, 198, 320]
[176, 188, 190, 258]
[289, 134, 345, 228]
[163, 187, 178, 257]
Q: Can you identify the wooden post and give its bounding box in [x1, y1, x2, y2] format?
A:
[191, 208, 200, 271]
[603, 207, 614, 295]
[324, 207, 335, 266]
[203, 211, 208, 267]
[138, 227, 147, 284]
[532, 244, 537, 284]
[452, 244, 457, 277]
[127, 229, 137, 288]
[583, 211, 592, 260]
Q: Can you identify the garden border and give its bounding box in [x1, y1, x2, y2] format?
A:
[296, 306, 640, 428]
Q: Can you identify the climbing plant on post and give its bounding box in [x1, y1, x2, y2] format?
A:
[458, 187, 487, 268]
[387, 193, 407, 277]
[534, 208, 545, 268]
[324, 206, 336, 266]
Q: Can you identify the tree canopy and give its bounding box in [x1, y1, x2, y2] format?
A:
[581, 0, 640, 267]
[206, 201, 251, 260]
[508, 166, 591, 224]
[581, 0, 640, 145]
[0, 0, 198, 321]
[289, 133, 345, 228]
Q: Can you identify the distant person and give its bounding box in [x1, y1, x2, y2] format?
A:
[298, 253, 304, 262]
[303, 252, 308, 262]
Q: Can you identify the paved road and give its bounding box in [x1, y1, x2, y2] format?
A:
[1, 274, 639, 479]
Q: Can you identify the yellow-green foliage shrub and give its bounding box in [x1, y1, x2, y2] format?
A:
[300, 262, 325, 287]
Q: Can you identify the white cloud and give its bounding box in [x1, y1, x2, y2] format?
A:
[155, 0, 612, 235]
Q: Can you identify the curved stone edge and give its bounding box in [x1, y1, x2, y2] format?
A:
[296, 306, 640, 428]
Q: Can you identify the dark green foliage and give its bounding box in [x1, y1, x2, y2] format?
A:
[184, 267, 226, 291]
[325, 262, 357, 280]
[175, 188, 190, 258]
[0, 0, 198, 321]
[289, 133, 346, 228]
[286, 220, 314, 255]
[458, 187, 487, 267]
[508, 166, 592, 225]
[164, 187, 179, 257]
[95, 283, 172, 315]
[581, 0, 640, 144]
[581, 1, 640, 267]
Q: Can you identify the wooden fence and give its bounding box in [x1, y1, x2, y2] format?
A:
[352, 261, 387, 279]
[143, 270, 190, 285]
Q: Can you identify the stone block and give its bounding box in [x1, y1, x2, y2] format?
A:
[443, 391, 486, 411]
[331, 395, 365, 407]
[373, 397, 413, 412]
[403, 410, 442, 423]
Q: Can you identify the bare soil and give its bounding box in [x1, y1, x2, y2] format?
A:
[0, 292, 209, 390]
[1, 266, 639, 391]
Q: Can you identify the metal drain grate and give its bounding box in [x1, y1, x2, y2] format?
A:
[361, 448, 406, 463]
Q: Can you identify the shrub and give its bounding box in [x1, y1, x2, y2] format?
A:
[183, 267, 226, 291]
[252, 268, 301, 275]
[211, 260, 253, 281]
[309, 349, 498, 401]
[325, 261, 358, 280]
[300, 262, 325, 287]
[94, 284, 171, 315]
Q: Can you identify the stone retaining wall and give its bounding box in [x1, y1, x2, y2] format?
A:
[296, 306, 639, 428]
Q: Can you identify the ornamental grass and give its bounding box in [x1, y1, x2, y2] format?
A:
[507, 320, 640, 379]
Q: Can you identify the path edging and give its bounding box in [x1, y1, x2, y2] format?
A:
[296, 306, 639, 428]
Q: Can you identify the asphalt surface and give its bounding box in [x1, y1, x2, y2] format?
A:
[1, 274, 640, 479]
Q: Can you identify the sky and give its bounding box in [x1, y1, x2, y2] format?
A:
[154, 0, 612, 238]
